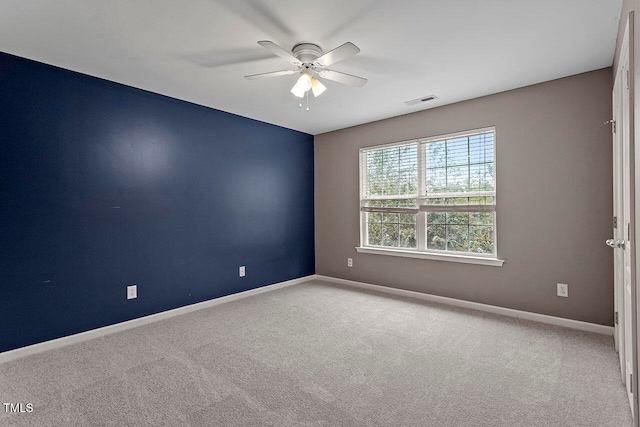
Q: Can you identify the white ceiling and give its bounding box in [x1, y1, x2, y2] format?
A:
[0, 0, 623, 135]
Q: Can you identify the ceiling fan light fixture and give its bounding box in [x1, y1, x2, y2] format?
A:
[311, 78, 326, 97]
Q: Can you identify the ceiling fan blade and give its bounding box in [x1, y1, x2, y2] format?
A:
[314, 42, 360, 67]
[245, 70, 297, 80]
[257, 41, 300, 65]
[318, 69, 367, 87]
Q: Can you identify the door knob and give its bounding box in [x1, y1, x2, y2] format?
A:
[606, 239, 626, 249]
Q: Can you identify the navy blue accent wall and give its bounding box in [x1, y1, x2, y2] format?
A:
[0, 52, 315, 353]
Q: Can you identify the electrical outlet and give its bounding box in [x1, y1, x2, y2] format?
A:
[127, 284, 137, 300]
[557, 283, 568, 298]
[347, 258, 353, 267]
[239, 266, 245, 277]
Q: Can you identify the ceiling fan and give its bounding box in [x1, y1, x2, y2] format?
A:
[245, 40, 367, 109]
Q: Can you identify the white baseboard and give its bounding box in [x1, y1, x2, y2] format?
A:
[314, 275, 614, 336]
[1, 273, 613, 364]
[0, 275, 312, 364]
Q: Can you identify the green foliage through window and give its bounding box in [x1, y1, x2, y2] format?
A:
[367, 213, 416, 248]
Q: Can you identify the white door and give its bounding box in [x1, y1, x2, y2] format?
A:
[609, 18, 635, 414]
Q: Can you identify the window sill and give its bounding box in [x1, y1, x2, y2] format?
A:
[355, 247, 505, 267]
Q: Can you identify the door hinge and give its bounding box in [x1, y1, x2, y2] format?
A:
[614, 216, 618, 229]
[628, 223, 631, 241]
[627, 69, 631, 90]
[615, 311, 619, 325]
[605, 119, 616, 133]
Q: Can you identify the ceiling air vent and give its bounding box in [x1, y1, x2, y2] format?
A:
[405, 95, 438, 106]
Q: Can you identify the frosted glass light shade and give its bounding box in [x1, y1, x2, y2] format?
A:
[291, 84, 305, 98]
[295, 72, 312, 92]
[311, 78, 326, 97]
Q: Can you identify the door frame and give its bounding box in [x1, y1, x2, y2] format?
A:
[614, 11, 638, 424]
[630, 10, 640, 427]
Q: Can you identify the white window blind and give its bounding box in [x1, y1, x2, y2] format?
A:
[359, 127, 496, 256]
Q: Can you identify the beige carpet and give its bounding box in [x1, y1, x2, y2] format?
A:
[0, 280, 632, 426]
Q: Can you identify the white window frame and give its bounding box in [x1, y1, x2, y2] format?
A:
[357, 127, 504, 267]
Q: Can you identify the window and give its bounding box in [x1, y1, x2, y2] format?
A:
[358, 127, 501, 265]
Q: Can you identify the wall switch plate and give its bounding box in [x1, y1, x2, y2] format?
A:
[127, 284, 137, 300]
[557, 283, 568, 298]
[347, 258, 353, 267]
[239, 266, 245, 277]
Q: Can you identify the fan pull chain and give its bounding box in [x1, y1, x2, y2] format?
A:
[306, 91, 310, 112]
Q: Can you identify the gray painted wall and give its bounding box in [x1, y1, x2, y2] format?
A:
[314, 68, 614, 326]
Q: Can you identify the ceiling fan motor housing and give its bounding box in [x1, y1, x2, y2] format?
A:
[292, 43, 323, 67]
